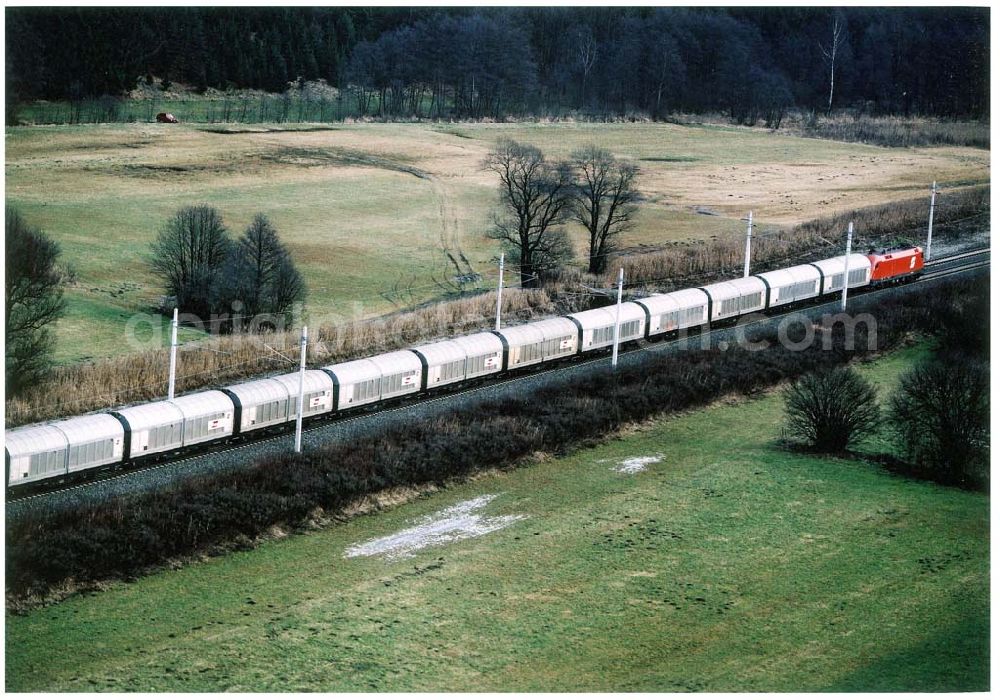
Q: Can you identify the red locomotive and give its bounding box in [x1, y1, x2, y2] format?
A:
[867, 246, 924, 285]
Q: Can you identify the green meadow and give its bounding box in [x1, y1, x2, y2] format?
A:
[6, 341, 987, 691]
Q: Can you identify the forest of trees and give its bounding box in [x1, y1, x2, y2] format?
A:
[6, 7, 989, 121]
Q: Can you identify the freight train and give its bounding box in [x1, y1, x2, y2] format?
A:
[5, 246, 924, 488]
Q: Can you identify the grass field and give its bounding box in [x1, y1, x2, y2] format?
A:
[5, 121, 989, 364]
[5, 340, 988, 691]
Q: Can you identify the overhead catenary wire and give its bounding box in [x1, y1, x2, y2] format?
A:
[618, 231, 933, 292]
[8, 239, 983, 422]
[10, 180, 988, 422]
[582, 198, 988, 266]
[16, 275, 568, 417]
[170, 204, 986, 334]
[37, 214, 979, 417]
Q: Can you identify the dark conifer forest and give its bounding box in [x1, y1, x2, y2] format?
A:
[6, 6, 989, 119]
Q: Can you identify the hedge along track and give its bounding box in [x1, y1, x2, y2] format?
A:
[8, 247, 989, 507]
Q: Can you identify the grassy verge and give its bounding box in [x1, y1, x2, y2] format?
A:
[5, 286, 557, 427]
[5, 338, 987, 692]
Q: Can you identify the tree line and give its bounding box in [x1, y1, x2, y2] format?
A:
[6, 7, 989, 121]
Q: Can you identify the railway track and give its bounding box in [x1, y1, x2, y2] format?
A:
[919, 248, 990, 280]
[926, 248, 990, 265]
[8, 246, 989, 510]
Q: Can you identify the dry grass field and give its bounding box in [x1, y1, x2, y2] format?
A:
[5, 121, 989, 364]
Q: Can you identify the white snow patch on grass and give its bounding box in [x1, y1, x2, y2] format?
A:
[612, 454, 665, 474]
[344, 494, 526, 561]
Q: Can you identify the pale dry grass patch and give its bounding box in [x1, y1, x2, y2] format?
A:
[793, 114, 989, 149]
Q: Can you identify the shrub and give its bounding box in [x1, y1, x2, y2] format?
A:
[889, 358, 989, 490]
[783, 366, 881, 452]
[150, 205, 232, 321]
[795, 114, 990, 149]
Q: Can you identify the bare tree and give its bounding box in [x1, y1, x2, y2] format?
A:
[226, 213, 306, 331]
[571, 24, 598, 107]
[645, 28, 683, 119]
[783, 366, 880, 452]
[150, 205, 231, 322]
[570, 146, 639, 275]
[819, 16, 847, 115]
[889, 358, 989, 489]
[5, 207, 66, 396]
[484, 138, 573, 288]
[268, 256, 307, 326]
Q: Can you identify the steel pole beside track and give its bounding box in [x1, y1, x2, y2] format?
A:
[612, 267, 624, 369]
[841, 222, 853, 312]
[495, 253, 504, 332]
[168, 307, 178, 400]
[926, 180, 938, 261]
[743, 211, 753, 278]
[294, 326, 307, 453]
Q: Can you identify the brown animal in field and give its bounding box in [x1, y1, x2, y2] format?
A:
[156, 112, 179, 123]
